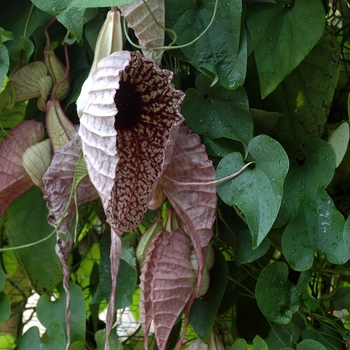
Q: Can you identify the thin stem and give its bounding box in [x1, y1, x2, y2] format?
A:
[51, 43, 70, 100]
[162, 162, 254, 186]
[23, 4, 34, 38]
[123, 0, 218, 52]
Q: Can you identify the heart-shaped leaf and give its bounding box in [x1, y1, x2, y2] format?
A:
[182, 75, 253, 146]
[166, 0, 244, 88]
[246, 0, 325, 98]
[216, 135, 289, 247]
[18, 323, 66, 350]
[281, 138, 336, 222]
[37, 282, 86, 344]
[256, 262, 299, 324]
[4, 186, 62, 294]
[282, 187, 350, 271]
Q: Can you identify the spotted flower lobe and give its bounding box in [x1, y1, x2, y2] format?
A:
[79, 51, 184, 234]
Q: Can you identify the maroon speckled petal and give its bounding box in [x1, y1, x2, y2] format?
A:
[80, 51, 184, 233]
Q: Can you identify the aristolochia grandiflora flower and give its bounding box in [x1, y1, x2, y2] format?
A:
[79, 50, 184, 234]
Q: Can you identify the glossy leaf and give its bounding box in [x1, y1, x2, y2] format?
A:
[281, 139, 336, 222]
[37, 282, 86, 344]
[140, 229, 196, 350]
[189, 248, 228, 342]
[166, 0, 244, 88]
[297, 340, 327, 350]
[282, 187, 350, 271]
[246, 0, 325, 98]
[0, 44, 9, 89]
[182, 75, 253, 146]
[0, 291, 10, 323]
[0, 120, 43, 216]
[256, 262, 299, 324]
[216, 135, 289, 247]
[261, 27, 341, 146]
[18, 323, 66, 350]
[31, 0, 85, 41]
[327, 122, 349, 167]
[236, 226, 270, 265]
[92, 231, 137, 309]
[4, 186, 62, 294]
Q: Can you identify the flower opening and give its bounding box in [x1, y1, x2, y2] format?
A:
[80, 51, 184, 233]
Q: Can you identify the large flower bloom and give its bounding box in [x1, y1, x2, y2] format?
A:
[79, 51, 184, 233]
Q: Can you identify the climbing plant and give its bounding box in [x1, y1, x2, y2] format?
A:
[0, 0, 350, 349]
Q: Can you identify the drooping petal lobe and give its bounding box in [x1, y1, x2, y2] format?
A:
[43, 133, 99, 234]
[0, 120, 44, 216]
[160, 126, 217, 293]
[80, 51, 184, 233]
[140, 229, 196, 350]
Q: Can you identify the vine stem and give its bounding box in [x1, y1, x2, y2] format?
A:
[162, 161, 254, 186]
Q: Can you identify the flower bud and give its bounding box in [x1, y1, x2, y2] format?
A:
[22, 139, 52, 188]
[148, 184, 167, 210]
[44, 49, 70, 100]
[136, 217, 163, 268]
[76, 9, 123, 117]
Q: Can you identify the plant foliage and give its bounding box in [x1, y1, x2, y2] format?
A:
[1, 0, 350, 349]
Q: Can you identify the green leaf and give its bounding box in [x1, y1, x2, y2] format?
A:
[256, 262, 299, 324]
[69, 341, 87, 350]
[282, 187, 350, 271]
[93, 231, 137, 309]
[230, 338, 247, 350]
[246, 0, 325, 98]
[268, 321, 302, 350]
[297, 339, 327, 350]
[4, 34, 34, 64]
[37, 282, 86, 344]
[0, 268, 5, 291]
[295, 271, 319, 311]
[18, 323, 66, 350]
[70, 0, 135, 7]
[0, 100, 26, 142]
[31, 0, 85, 41]
[327, 287, 350, 311]
[301, 318, 344, 350]
[183, 75, 253, 146]
[0, 44, 9, 88]
[263, 27, 341, 147]
[216, 135, 289, 247]
[253, 335, 268, 350]
[202, 137, 243, 158]
[0, 28, 14, 43]
[0, 291, 10, 323]
[95, 330, 122, 350]
[4, 186, 62, 294]
[281, 139, 336, 222]
[327, 122, 349, 167]
[189, 248, 228, 342]
[236, 225, 270, 265]
[166, 0, 244, 88]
